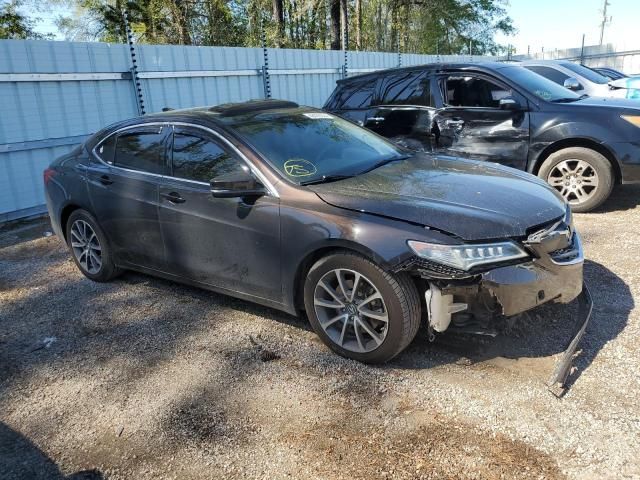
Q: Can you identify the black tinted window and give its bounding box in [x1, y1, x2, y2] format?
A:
[525, 66, 570, 86]
[445, 76, 512, 108]
[115, 130, 166, 174]
[381, 71, 432, 106]
[96, 134, 116, 164]
[172, 132, 244, 182]
[336, 79, 376, 109]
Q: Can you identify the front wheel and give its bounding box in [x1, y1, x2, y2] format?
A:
[304, 252, 421, 364]
[538, 147, 614, 213]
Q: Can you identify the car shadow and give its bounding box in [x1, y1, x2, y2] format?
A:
[0, 421, 103, 480]
[392, 259, 633, 391]
[591, 183, 640, 213]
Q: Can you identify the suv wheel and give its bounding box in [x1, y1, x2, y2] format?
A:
[538, 147, 613, 213]
[66, 209, 121, 282]
[304, 252, 421, 364]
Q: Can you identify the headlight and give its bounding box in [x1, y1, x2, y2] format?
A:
[621, 115, 640, 128]
[407, 240, 529, 271]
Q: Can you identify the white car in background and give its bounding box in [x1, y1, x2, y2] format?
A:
[522, 60, 640, 99]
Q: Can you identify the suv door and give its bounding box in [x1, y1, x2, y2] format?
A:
[158, 125, 281, 300]
[433, 72, 530, 169]
[87, 124, 169, 270]
[364, 69, 435, 151]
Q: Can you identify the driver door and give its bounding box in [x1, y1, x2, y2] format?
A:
[158, 125, 281, 300]
[433, 73, 530, 170]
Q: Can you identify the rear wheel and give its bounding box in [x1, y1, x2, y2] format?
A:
[65, 209, 121, 282]
[304, 252, 421, 364]
[538, 147, 613, 213]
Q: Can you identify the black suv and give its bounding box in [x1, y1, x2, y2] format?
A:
[324, 62, 640, 212]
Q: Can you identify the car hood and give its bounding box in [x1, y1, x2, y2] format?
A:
[308, 154, 566, 241]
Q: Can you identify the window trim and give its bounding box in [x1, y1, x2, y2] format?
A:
[92, 121, 279, 198]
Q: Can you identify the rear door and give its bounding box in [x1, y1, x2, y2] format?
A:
[364, 69, 435, 151]
[87, 124, 169, 270]
[158, 125, 281, 299]
[433, 72, 530, 170]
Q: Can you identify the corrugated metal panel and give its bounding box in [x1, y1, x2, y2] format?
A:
[0, 39, 497, 220]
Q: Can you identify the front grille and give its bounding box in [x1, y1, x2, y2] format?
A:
[549, 243, 580, 263]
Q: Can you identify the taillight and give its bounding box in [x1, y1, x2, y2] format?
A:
[43, 168, 56, 184]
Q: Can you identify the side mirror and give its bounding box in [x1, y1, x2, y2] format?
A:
[563, 77, 582, 91]
[210, 170, 266, 198]
[498, 97, 522, 111]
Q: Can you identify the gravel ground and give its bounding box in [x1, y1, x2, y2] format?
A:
[1, 186, 639, 480]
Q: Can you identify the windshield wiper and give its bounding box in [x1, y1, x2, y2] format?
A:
[300, 174, 355, 186]
[357, 154, 411, 175]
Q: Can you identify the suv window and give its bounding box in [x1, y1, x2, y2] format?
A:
[445, 75, 512, 108]
[171, 130, 244, 182]
[114, 128, 167, 174]
[380, 71, 433, 106]
[334, 79, 377, 109]
[524, 66, 570, 86]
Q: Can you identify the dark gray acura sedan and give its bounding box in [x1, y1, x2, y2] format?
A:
[44, 100, 589, 386]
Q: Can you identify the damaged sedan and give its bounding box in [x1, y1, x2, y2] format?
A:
[44, 100, 590, 388]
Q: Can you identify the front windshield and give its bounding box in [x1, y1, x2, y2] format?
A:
[499, 66, 581, 102]
[229, 109, 405, 184]
[562, 62, 609, 84]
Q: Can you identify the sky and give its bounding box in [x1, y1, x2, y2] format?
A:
[24, 0, 640, 53]
[496, 0, 639, 54]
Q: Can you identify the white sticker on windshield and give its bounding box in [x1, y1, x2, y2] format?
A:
[303, 112, 333, 119]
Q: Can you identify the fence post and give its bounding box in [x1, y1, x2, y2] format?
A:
[580, 34, 585, 64]
[397, 31, 402, 67]
[122, 9, 145, 115]
[260, 18, 272, 99]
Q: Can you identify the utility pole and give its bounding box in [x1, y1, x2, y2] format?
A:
[599, 0, 611, 45]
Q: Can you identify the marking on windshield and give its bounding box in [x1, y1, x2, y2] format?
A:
[284, 159, 318, 177]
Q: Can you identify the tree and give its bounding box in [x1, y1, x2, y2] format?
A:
[0, 0, 49, 39]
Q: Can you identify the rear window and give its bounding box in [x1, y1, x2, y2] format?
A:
[380, 71, 433, 106]
[114, 128, 167, 174]
[332, 78, 377, 110]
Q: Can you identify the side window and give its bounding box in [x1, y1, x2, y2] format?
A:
[114, 129, 167, 174]
[524, 66, 570, 86]
[171, 131, 245, 183]
[445, 76, 513, 108]
[96, 134, 116, 164]
[380, 71, 433, 106]
[336, 79, 377, 110]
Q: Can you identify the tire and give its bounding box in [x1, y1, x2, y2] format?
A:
[303, 251, 421, 364]
[65, 209, 121, 282]
[538, 147, 614, 213]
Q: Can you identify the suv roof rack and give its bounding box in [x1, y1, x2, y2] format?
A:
[209, 99, 299, 117]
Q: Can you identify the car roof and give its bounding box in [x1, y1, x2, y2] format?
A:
[520, 59, 573, 67]
[86, 99, 308, 147]
[338, 61, 517, 84]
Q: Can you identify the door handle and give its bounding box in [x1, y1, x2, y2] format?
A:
[161, 192, 186, 204]
[367, 117, 385, 122]
[99, 174, 113, 185]
[445, 119, 465, 127]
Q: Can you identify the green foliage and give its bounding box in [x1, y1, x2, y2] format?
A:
[0, 0, 50, 39]
[50, 0, 514, 54]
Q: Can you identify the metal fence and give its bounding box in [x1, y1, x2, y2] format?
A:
[517, 43, 640, 74]
[0, 39, 494, 222]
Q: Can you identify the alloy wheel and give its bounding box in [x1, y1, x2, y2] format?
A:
[547, 159, 599, 206]
[313, 268, 389, 353]
[70, 219, 102, 275]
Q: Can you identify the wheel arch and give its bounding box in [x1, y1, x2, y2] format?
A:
[59, 203, 83, 241]
[291, 241, 391, 313]
[531, 138, 622, 184]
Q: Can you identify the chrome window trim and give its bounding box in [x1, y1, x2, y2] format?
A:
[91, 121, 279, 198]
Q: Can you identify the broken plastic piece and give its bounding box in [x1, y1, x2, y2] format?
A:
[425, 283, 468, 332]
